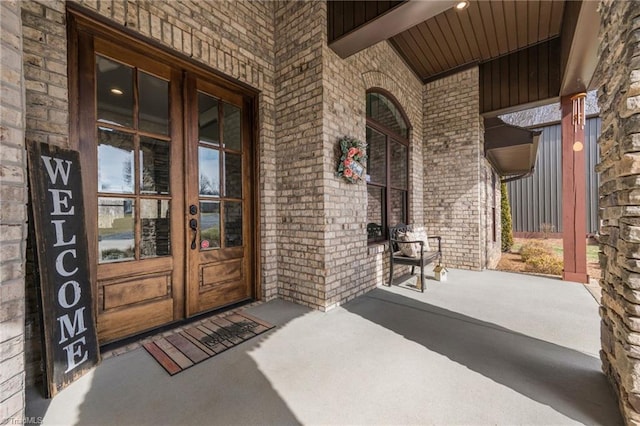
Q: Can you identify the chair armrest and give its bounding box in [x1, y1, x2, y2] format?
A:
[427, 236, 442, 254]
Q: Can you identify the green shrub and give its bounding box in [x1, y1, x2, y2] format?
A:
[501, 182, 514, 252]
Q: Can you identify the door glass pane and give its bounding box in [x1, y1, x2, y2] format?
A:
[199, 146, 220, 196]
[98, 128, 134, 194]
[96, 56, 133, 128]
[390, 189, 407, 228]
[224, 153, 242, 199]
[140, 136, 170, 194]
[224, 202, 243, 247]
[391, 140, 408, 190]
[223, 103, 241, 151]
[140, 199, 170, 258]
[98, 197, 135, 263]
[200, 201, 220, 250]
[367, 186, 384, 240]
[139, 72, 169, 135]
[198, 93, 219, 145]
[366, 126, 386, 184]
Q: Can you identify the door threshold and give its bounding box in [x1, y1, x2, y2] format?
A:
[100, 298, 261, 360]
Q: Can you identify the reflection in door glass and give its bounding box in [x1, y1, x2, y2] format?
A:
[198, 93, 219, 145]
[140, 137, 170, 194]
[140, 199, 170, 258]
[98, 197, 135, 263]
[96, 55, 133, 128]
[98, 128, 134, 194]
[198, 146, 220, 196]
[200, 202, 220, 250]
[139, 72, 169, 135]
[223, 103, 241, 151]
[224, 153, 242, 199]
[224, 202, 242, 247]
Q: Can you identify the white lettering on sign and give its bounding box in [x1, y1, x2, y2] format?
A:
[62, 337, 89, 373]
[41, 153, 90, 376]
[51, 220, 76, 247]
[57, 280, 81, 309]
[55, 249, 78, 277]
[48, 189, 75, 215]
[57, 307, 87, 344]
[41, 156, 72, 185]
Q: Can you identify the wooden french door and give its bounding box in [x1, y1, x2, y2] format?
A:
[74, 22, 254, 344]
[184, 76, 253, 316]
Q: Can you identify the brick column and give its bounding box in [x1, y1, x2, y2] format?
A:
[0, 0, 28, 422]
[597, 0, 640, 423]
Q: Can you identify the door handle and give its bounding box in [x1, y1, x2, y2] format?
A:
[189, 218, 198, 250]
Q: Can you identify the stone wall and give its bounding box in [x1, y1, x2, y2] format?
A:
[424, 68, 485, 270]
[597, 0, 640, 423]
[1, 0, 27, 423]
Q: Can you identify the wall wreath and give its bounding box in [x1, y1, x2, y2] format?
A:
[336, 136, 367, 184]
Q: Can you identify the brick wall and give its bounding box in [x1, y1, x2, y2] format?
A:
[597, 0, 640, 423]
[424, 68, 485, 270]
[1, 0, 27, 423]
[323, 42, 424, 307]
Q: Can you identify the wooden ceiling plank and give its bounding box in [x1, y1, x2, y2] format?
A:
[527, 0, 540, 46]
[430, 16, 463, 69]
[353, 2, 366, 29]
[467, 1, 492, 60]
[549, 0, 565, 38]
[415, 23, 450, 74]
[403, 27, 439, 76]
[456, 7, 482, 62]
[508, 52, 519, 106]
[515, 1, 528, 49]
[388, 38, 430, 80]
[392, 32, 433, 78]
[365, 1, 378, 21]
[343, 1, 355, 34]
[503, 0, 518, 52]
[538, 1, 553, 41]
[334, 1, 344, 39]
[443, 9, 474, 63]
[538, 42, 549, 99]
[528, 45, 539, 101]
[435, 13, 466, 66]
[518, 48, 529, 104]
[499, 56, 510, 109]
[490, 0, 509, 56]
[478, 0, 500, 58]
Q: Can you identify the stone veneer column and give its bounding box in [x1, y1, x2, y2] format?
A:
[423, 68, 484, 270]
[0, 0, 27, 422]
[597, 0, 640, 423]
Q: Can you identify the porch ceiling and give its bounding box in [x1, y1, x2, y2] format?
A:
[389, 0, 565, 82]
[328, 0, 599, 114]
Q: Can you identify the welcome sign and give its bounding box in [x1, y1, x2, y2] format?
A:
[27, 141, 99, 397]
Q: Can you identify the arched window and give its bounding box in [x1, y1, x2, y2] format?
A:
[366, 90, 410, 242]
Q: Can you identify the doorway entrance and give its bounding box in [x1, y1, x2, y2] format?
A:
[71, 14, 256, 344]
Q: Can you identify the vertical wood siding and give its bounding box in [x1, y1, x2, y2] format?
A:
[480, 38, 561, 114]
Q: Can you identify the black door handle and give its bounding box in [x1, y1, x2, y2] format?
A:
[190, 218, 198, 250]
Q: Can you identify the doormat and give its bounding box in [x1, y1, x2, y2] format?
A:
[143, 312, 275, 375]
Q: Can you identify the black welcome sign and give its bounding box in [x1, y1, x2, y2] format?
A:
[27, 141, 99, 397]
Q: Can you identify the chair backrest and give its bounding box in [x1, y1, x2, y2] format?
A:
[389, 223, 411, 252]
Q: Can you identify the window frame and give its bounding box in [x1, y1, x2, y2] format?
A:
[365, 89, 411, 243]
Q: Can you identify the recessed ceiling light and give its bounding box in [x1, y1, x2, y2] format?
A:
[455, 1, 469, 11]
[110, 88, 123, 95]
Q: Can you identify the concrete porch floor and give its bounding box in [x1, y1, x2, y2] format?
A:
[26, 269, 622, 425]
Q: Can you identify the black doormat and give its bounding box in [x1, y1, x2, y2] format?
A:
[143, 312, 275, 375]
